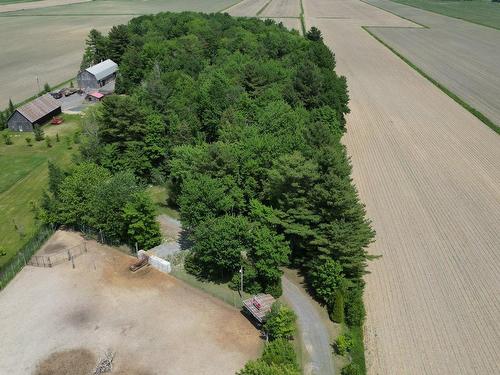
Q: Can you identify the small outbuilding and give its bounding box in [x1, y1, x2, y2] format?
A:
[77, 59, 118, 90]
[85, 91, 104, 102]
[7, 94, 61, 132]
[242, 294, 276, 324]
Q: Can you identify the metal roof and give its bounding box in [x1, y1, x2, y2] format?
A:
[16, 94, 61, 123]
[85, 59, 118, 81]
[242, 294, 276, 323]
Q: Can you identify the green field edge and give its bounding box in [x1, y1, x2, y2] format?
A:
[362, 26, 500, 135]
[386, 0, 500, 31]
[299, 0, 306, 35]
[8, 77, 75, 109]
[359, 0, 429, 28]
[256, 0, 272, 16]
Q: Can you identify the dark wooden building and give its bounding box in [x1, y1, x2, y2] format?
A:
[77, 59, 118, 90]
[7, 94, 61, 132]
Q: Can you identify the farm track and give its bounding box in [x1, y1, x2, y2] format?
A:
[301, 0, 500, 374]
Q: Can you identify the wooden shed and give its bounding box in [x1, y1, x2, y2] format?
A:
[242, 294, 276, 323]
[7, 94, 61, 132]
[77, 59, 118, 90]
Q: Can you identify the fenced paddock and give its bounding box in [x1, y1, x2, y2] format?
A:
[28, 243, 87, 268]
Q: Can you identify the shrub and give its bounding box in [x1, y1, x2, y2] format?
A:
[331, 290, 345, 323]
[45, 136, 52, 148]
[73, 130, 81, 144]
[65, 137, 72, 149]
[261, 339, 299, 370]
[263, 302, 296, 340]
[56, 133, 60, 142]
[25, 137, 33, 147]
[43, 82, 51, 93]
[341, 363, 362, 375]
[334, 333, 353, 356]
[33, 125, 44, 141]
[3, 133, 13, 145]
[345, 285, 366, 327]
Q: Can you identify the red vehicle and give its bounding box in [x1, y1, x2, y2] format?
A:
[51, 117, 64, 125]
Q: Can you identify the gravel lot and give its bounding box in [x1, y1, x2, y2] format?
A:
[0, 230, 261, 375]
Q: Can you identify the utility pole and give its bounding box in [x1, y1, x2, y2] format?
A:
[36, 75, 40, 93]
[239, 265, 243, 297]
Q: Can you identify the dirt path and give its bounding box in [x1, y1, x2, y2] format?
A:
[303, 0, 500, 374]
[283, 276, 334, 375]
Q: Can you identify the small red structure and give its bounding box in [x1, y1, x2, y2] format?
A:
[50, 116, 64, 125]
[86, 91, 104, 102]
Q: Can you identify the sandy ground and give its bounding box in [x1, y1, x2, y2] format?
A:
[365, 0, 500, 128]
[300, 0, 500, 374]
[0, 230, 261, 375]
[0, 0, 90, 13]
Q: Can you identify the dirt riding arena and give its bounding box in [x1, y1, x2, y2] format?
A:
[0, 230, 261, 375]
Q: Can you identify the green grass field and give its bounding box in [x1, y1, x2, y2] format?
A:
[389, 0, 500, 29]
[0, 114, 81, 268]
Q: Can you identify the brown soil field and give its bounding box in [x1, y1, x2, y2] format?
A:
[365, 0, 500, 129]
[301, 0, 500, 374]
[0, 0, 238, 108]
[0, 230, 261, 375]
[0, 0, 90, 13]
[261, 0, 300, 18]
[226, 0, 269, 16]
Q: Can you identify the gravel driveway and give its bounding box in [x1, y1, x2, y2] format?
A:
[283, 276, 335, 375]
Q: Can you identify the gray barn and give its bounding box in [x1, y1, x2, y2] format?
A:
[7, 94, 61, 132]
[77, 59, 118, 90]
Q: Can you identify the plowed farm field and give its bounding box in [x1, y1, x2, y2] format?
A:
[301, 0, 500, 374]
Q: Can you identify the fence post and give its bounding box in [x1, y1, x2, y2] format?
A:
[48, 257, 52, 268]
[71, 255, 75, 269]
[68, 250, 71, 261]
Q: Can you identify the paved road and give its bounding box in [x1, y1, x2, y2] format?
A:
[282, 276, 334, 375]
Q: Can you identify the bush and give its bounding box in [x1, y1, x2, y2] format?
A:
[261, 339, 299, 370]
[33, 125, 44, 141]
[25, 137, 33, 147]
[345, 285, 366, 327]
[263, 302, 296, 340]
[331, 290, 345, 323]
[334, 333, 353, 356]
[45, 136, 52, 148]
[341, 363, 362, 375]
[3, 133, 13, 145]
[56, 133, 60, 142]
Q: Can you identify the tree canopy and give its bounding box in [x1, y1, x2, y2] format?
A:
[77, 12, 375, 325]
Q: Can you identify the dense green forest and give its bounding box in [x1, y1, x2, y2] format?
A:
[43, 11, 374, 346]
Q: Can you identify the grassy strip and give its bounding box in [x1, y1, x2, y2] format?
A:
[299, 0, 306, 35]
[363, 26, 499, 135]
[387, 0, 500, 31]
[348, 325, 367, 374]
[0, 225, 55, 291]
[359, 0, 429, 28]
[171, 267, 251, 309]
[256, 0, 273, 16]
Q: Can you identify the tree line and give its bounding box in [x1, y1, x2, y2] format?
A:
[71, 12, 374, 329]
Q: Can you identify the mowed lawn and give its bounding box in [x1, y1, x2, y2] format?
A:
[0, 114, 80, 268]
[388, 0, 500, 29]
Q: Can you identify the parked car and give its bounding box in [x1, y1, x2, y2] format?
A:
[50, 92, 63, 99]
